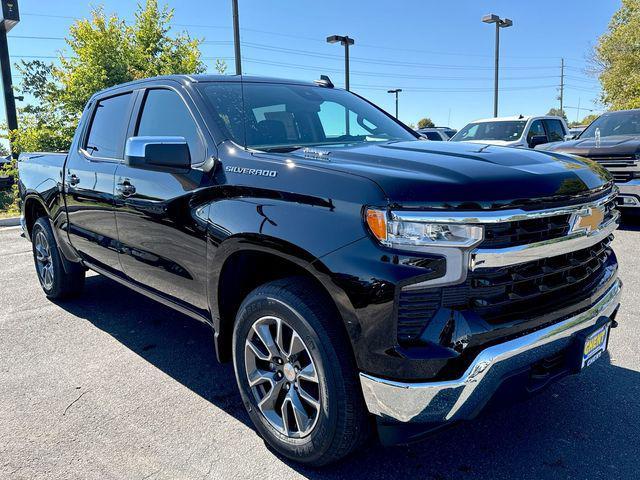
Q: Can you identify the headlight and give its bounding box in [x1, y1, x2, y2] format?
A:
[366, 208, 484, 248]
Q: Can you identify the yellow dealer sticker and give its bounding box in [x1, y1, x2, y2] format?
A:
[582, 324, 610, 369]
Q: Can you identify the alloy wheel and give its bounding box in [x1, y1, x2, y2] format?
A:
[34, 230, 54, 290]
[244, 315, 321, 438]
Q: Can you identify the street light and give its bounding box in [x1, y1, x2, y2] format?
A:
[387, 89, 402, 119]
[326, 35, 355, 91]
[482, 14, 512, 117]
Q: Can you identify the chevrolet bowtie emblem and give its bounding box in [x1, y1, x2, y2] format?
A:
[571, 207, 605, 233]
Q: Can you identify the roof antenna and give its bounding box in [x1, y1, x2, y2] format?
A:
[314, 75, 334, 88]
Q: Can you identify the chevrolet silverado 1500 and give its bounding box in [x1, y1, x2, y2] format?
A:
[18, 75, 622, 466]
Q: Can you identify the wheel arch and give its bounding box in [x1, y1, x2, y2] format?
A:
[22, 194, 50, 239]
[210, 236, 360, 363]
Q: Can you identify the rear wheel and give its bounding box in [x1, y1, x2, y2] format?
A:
[31, 217, 85, 299]
[232, 277, 369, 466]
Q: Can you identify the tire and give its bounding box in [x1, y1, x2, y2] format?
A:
[31, 217, 85, 299]
[232, 277, 370, 466]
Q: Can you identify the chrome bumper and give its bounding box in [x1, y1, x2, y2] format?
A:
[617, 179, 640, 207]
[360, 278, 622, 424]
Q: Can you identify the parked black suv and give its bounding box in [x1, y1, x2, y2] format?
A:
[18, 75, 621, 466]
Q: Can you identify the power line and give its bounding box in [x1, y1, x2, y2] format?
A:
[18, 12, 592, 62]
[242, 56, 564, 81]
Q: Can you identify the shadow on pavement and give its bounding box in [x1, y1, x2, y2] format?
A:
[56, 274, 640, 480]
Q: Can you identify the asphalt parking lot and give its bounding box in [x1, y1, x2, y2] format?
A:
[1, 221, 639, 480]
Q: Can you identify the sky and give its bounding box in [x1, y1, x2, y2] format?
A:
[2, 0, 621, 131]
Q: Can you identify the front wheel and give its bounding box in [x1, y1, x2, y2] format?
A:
[232, 277, 369, 466]
[31, 217, 85, 299]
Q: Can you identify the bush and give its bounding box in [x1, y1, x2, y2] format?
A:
[0, 159, 19, 217]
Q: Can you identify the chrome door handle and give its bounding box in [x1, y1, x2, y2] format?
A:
[116, 180, 136, 197]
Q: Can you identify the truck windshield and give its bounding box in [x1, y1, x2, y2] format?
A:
[580, 110, 640, 138]
[451, 120, 526, 142]
[197, 82, 416, 151]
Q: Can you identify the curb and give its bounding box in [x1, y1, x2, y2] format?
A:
[0, 216, 20, 227]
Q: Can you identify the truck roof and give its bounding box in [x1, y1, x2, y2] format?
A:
[93, 74, 322, 98]
[468, 115, 565, 123]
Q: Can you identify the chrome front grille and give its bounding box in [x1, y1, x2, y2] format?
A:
[479, 196, 617, 249]
[395, 192, 619, 347]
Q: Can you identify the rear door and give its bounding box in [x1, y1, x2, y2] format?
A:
[65, 91, 136, 272]
[113, 86, 211, 313]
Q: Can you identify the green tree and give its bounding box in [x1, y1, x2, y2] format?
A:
[569, 113, 600, 127]
[581, 113, 599, 125]
[56, 0, 206, 116]
[215, 59, 228, 75]
[547, 108, 568, 120]
[594, 0, 640, 109]
[417, 117, 435, 129]
[1, 0, 216, 215]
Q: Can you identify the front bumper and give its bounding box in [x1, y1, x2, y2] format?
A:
[617, 179, 640, 207]
[360, 278, 622, 424]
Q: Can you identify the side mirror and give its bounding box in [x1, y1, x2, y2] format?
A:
[125, 136, 191, 171]
[528, 135, 549, 148]
[564, 134, 576, 141]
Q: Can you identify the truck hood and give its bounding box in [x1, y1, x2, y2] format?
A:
[541, 135, 640, 157]
[285, 140, 612, 209]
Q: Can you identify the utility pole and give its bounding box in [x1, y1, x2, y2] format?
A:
[387, 89, 402, 119]
[231, 0, 242, 75]
[482, 14, 513, 118]
[0, 0, 20, 154]
[559, 57, 564, 114]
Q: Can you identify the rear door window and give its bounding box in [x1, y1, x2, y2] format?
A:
[85, 93, 134, 159]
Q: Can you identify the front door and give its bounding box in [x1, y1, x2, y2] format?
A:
[65, 92, 135, 272]
[114, 87, 211, 313]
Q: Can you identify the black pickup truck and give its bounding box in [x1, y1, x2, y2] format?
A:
[18, 75, 622, 466]
[538, 109, 640, 209]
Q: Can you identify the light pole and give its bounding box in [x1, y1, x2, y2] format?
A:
[482, 14, 512, 117]
[231, 0, 242, 75]
[326, 35, 355, 91]
[387, 89, 402, 119]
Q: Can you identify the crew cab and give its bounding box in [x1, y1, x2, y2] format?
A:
[538, 109, 640, 209]
[450, 115, 569, 148]
[18, 75, 621, 466]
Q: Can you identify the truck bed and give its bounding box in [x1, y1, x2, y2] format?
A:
[18, 152, 68, 194]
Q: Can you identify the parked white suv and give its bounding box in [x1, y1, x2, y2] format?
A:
[450, 115, 569, 148]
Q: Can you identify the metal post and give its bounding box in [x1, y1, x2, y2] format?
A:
[232, 0, 242, 75]
[0, 25, 17, 142]
[344, 40, 350, 92]
[493, 22, 499, 118]
[559, 57, 564, 114]
[344, 38, 351, 134]
[395, 91, 399, 118]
